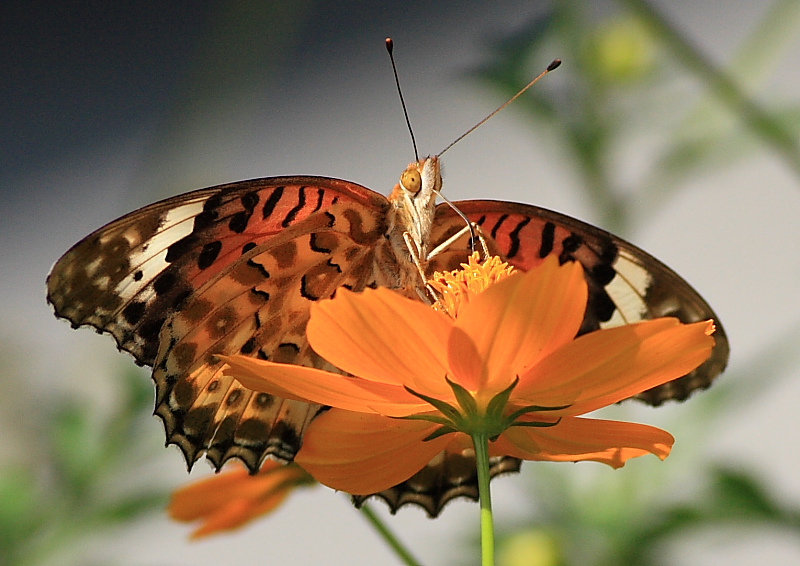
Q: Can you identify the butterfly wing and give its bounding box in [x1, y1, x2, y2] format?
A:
[47, 177, 390, 364]
[429, 200, 729, 405]
[152, 199, 408, 471]
[47, 176, 517, 518]
[47, 176, 396, 464]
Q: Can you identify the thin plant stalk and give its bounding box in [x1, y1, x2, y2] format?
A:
[359, 502, 424, 566]
[473, 432, 496, 566]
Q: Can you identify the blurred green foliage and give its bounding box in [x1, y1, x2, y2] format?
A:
[0, 370, 170, 566]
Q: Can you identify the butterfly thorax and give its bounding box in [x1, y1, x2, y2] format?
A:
[386, 157, 442, 293]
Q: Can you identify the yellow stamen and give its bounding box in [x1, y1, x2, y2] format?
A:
[429, 253, 515, 318]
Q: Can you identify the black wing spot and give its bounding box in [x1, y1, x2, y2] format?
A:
[311, 188, 325, 213]
[282, 186, 307, 227]
[591, 263, 616, 286]
[229, 211, 252, 233]
[165, 234, 197, 263]
[133, 270, 144, 282]
[203, 193, 224, 212]
[490, 214, 508, 239]
[242, 242, 256, 254]
[506, 216, 531, 259]
[122, 301, 146, 324]
[562, 234, 583, 253]
[153, 269, 176, 296]
[240, 336, 257, 354]
[262, 186, 285, 219]
[198, 241, 223, 270]
[593, 290, 617, 323]
[270, 420, 302, 453]
[559, 234, 584, 264]
[138, 317, 164, 350]
[539, 222, 556, 258]
[241, 191, 260, 211]
[194, 209, 218, 231]
[599, 240, 618, 264]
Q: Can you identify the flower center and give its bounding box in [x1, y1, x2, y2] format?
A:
[428, 253, 516, 318]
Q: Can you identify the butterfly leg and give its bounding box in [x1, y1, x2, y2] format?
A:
[402, 231, 439, 304]
[426, 222, 491, 262]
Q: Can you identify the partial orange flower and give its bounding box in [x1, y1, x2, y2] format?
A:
[220, 255, 715, 496]
[169, 461, 315, 539]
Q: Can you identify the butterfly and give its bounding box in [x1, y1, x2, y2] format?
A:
[47, 155, 729, 517]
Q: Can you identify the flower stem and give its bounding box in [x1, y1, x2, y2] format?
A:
[473, 433, 495, 566]
[359, 502, 423, 566]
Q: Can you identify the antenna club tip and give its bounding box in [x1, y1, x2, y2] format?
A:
[385, 38, 394, 53]
[547, 59, 562, 72]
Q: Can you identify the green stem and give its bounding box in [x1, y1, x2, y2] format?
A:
[473, 433, 495, 566]
[619, 0, 800, 178]
[359, 502, 423, 566]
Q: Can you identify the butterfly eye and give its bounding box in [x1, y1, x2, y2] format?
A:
[400, 168, 422, 193]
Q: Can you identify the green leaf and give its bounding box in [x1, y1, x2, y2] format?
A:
[404, 386, 462, 423]
[446, 377, 479, 416]
[485, 377, 519, 419]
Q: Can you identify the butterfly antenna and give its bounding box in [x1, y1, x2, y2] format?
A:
[386, 38, 419, 162]
[438, 58, 561, 157]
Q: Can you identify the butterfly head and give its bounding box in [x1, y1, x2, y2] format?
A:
[387, 156, 442, 265]
[390, 155, 441, 210]
[397, 155, 441, 196]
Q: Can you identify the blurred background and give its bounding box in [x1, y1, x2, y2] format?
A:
[3, 1, 800, 565]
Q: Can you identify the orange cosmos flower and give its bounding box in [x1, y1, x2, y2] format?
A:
[220, 255, 715, 496]
[169, 461, 314, 538]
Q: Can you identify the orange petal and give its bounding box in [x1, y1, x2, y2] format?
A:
[296, 409, 451, 495]
[170, 465, 262, 522]
[452, 257, 586, 395]
[169, 462, 311, 538]
[220, 355, 430, 416]
[516, 318, 715, 413]
[494, 416, 674, 468]
[445, 326, 484, 391]
[308, 287, 454, 397]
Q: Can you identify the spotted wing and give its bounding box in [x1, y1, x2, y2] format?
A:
[47, 176, 396, 471]
[47, 177, 517, 518]
[429, 200, 729, 406]
[47, 177, 388, 366]
[152, 200, 407, 471]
